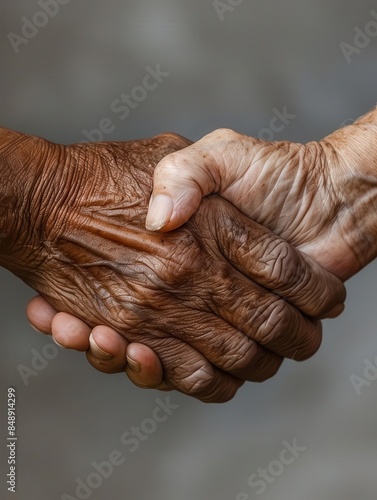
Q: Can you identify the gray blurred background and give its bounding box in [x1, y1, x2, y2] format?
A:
[1, 1, 377, 499]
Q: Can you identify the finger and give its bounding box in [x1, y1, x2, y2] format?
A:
[88, 327, 241, 400]
[51, 312, 91, 351]
[142, 308, 283, 383]
[26, 295, 58, 334]
[86, 326, 129, 373]
[209, 265, 322, 362]
[86, 322, 236, 398]
[210, 197, 346, 318]
[146, 147, 218, 232]
[86, 327, 167, 389]
[146, 129, 253, 232]
[125, 343, 170, 390]
[134, 334, 244, 403]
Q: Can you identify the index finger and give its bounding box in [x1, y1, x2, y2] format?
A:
[210, 198, 346, 318]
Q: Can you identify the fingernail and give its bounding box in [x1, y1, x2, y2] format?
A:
[52, 337, 66, 349]
[126, 354, 142, 373]
[145, 194, 174, 231]
[89, 334, 114, 360]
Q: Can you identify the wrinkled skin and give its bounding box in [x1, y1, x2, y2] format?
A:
[0, 129, 345, 402]
[80, 108, 377, 388]
[26, 107, 377, 393]
[147, 107, 377, 281]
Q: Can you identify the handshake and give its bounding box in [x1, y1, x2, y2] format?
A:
[3, 106, 377, 403]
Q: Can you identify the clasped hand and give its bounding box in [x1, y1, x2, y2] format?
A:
[12, 126, 347, 402]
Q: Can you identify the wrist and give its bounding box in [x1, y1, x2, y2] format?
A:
[0, 128, 65, 272]
[0, 129, 28, 259]
[319, 110, 377, 273]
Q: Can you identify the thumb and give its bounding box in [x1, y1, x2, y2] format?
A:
[145, 146, 220, 232]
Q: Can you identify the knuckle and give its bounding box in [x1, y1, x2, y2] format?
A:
[178, 365, 217, 396]
[220, 340, 260, 373]
[254, 237, 309, 296]
[221, 337, 284, 382]
[123, 231, 202, 292]
[212, 208, 248, 257]
[296, 281, 330, 317]
[155, 152, 180, 175]
[153, 132, 192, 150]
[176, 363, 241, 403]
[254, 299, 291, 346]
[247, 237, 339, 319]
[254, 299, 322, 361]
[155, 149, 196, 179]
[299, 269, 346, 318]
[263, 240, 299, 287]
[261, 245, 345, 319]
[155, 233, 202, 286]
[177, 368, 224, 403]
[279, 254, 332, 315]
[210, 128, 241, 142]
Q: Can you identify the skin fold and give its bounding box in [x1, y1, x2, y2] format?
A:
[0, 128, 345, 402]
[26, 107, 377, 396]
[147, 107, 377, 281]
